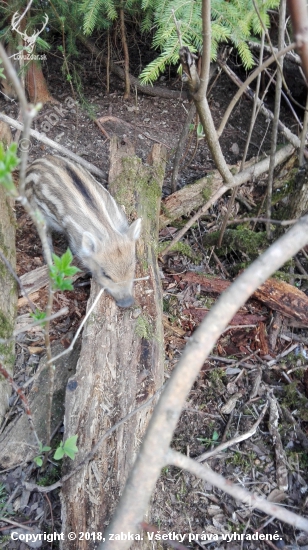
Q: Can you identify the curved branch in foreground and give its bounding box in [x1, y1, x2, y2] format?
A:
[78, 35, 189, 101]
[167, 449, 308, 532]
[100, 214, 308, 550]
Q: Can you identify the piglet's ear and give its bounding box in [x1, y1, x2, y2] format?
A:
[128, 218, 142, 241]
[81, 231, 98, 256]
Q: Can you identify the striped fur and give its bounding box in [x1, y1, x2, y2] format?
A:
[25, 155, 141, 307]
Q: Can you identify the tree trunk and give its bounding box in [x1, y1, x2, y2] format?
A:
[286, 165, 308, 220]
[60, 138, 166, 549]
[0, 123, 17, 426]
[26, 61, 55, 104]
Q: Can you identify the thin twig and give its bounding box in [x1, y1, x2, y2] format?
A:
[218, 32, 266, 247]
[167, 449, 308, 532]
[46, 287, 105, 365]
[266, 0, 287, 239]
[217, 42, 296, 138]
[195, 400, 268, 462]
[0, 517, 36, 530]
[0, 307, 69, 344]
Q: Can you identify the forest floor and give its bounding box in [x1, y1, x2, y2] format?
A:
[1, 44, 308, 550]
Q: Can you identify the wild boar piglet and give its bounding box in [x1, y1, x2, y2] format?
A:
[25, 155, 141, 308]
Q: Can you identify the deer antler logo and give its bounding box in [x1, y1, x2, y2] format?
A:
[11, 12, 48, 54]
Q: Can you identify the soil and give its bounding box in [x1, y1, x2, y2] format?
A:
[1, 43, 308, 550]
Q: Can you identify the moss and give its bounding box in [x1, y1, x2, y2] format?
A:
[135, 314, 153, 340]
[114, 157, 161, 223]
[160, 203, 172, 219]
[207, 368, 226, 396]
[0, 312, 15, 376]
[204, 228, 267, 258]
[287, 450, 308, 472]
[0, 311, 13, 340]
[226, 451, 257, 473]
[272, 174, 296, 201]
[282, 382, 308, 421]
[201, 179, 213, 203]
[0, 223, 9, 258]
[5, 197, 17, 228]
[158, 240, 201, 262]
[282, 382, 299, 407]
[37, 464, 61, 486]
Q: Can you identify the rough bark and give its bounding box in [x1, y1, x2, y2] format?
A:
[26, 61, 56, 104]
[0, 123, 17, 426]
[160, 170, 221, 228]
[60, 138, 166, 550]
[180, 272, 308, 326]
[286, 165, 308, 220]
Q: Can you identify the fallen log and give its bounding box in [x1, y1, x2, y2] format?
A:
[180, 273, 308, 326]
[159, 144, 294, 229]
[60, 138, 166, 549]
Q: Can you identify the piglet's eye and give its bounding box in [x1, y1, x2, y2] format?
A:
[101, 270, 112, 281]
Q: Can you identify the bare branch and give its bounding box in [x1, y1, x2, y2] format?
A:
[266, 0, 287, 238]
[195, 400, 268, 462]
[101, 215, 308, 549]
[217, 42, 296, 138]
[167, 449, 308, 533]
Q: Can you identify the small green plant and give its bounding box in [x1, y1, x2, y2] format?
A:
[197, 122, 205, 141]
[37, 464, 61, 487]
[30, 309, 47, 327]
[54, 434, 78, 460]
[226, 451, 257, 472]
[49, 248, 81, 291]
[0, 142, 19, 194]
[33, 442, 52, 467]
[197, 429, 220, 449]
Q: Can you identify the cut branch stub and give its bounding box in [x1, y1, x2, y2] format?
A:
[179, 46, 200, 93]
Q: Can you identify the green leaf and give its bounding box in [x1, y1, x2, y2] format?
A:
[53, 435, 78, 461]
[53, 445, 65, 460]
[30, 310, 47, 327]
[62, 434, 78, 460]
[49, 249, 80, 291]
[34, 456, 43, 467]
[0, 143, 19, 194]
